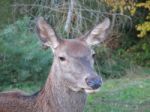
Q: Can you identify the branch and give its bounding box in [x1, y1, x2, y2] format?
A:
[64, 0, 76, 33]
[110, 14, 116, 32]
[12, 4, 66, 13]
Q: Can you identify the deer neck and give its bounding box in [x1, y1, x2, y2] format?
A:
[36, 60, 87, 112]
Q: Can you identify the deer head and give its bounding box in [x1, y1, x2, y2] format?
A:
[36, 17, 110, 93]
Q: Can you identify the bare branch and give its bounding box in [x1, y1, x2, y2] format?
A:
[110, 14, 116, 32]
[12, 4, 66, 13]
[64, 0, 76, 33]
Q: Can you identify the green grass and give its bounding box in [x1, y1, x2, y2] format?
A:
[0, 73, 150, 112]
[85, 75, 150, 112]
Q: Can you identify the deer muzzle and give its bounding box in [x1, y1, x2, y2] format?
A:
[85, 76, 102, 90]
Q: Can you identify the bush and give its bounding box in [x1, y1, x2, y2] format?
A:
[121, 37, 150, 67]
[0, 17, 52, 85]
[95, 46, 130, 78]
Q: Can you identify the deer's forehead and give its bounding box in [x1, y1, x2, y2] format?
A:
[57, 39, 91, 57]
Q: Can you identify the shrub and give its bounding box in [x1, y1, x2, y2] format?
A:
[122, 37, 150, 67]
[0, 17, 52, 85]
[94, 46, 130, 78]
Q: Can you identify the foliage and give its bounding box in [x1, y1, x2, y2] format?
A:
[104, 0, 150, 38]
[0, 17, 52, 85]
[0, 0, 13, 29]
[102, 0, 150, 67]
[134, 1, 150, 38]
[95, 46, 130, 78]
[103, 0, 135, 14]
[121, 37, 150, 67]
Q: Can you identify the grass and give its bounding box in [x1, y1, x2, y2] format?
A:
[0, 69, 150, 112]
[84, 74, 150, 112]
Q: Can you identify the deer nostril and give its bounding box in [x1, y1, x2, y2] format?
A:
[85, 77, 102, 89]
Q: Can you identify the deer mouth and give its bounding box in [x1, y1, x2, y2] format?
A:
[84, 88, 100, 93]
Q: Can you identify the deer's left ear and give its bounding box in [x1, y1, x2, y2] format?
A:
[84, 18, 110, 46]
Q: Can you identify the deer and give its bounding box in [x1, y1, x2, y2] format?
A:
[0, 17, 110, 112]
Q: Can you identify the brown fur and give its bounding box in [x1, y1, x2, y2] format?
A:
[0, 63, 87, 112]
[0, 74, 86, 112]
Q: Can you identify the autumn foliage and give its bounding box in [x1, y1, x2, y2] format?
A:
[104, 0, 150, 38]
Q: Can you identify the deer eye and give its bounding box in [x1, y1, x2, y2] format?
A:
[59, 57, 66, 61]
[92, 53, 96, 58]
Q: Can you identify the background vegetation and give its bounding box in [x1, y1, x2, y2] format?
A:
[0, 0, 150, 111]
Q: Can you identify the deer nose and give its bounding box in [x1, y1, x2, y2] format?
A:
[85, 76, 102, 89]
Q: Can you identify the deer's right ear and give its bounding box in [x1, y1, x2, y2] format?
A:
[36, 17, 60, 49]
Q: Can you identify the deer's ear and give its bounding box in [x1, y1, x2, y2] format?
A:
[84, 18, 110, 46]
[36, 17, 59, 49]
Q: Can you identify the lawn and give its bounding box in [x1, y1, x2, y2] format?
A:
[0, 73, 150, 112]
